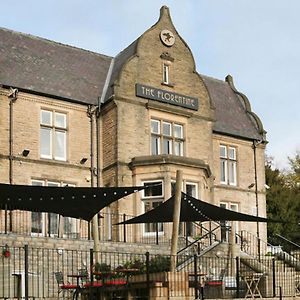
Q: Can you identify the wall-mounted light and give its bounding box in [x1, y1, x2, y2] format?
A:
[22, 149, 30, 157]
[248, 183, 255, 189]
[80, 157, 88, 164]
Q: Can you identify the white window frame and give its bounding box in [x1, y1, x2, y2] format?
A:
[31, 180, 46, 236]
[220, 201, 239, 240]
[220, 145, 237, 186]
[141, 180, 164, 236]
[150, 119, 184, 156]
[30, 180, 78, 238]
[61, 183, 78, 238]
[185, 182, 198, 198]
[162, 63, 170, 84]
[40, 109, 67, 161]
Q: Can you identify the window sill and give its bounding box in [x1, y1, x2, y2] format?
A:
[142, 232, 164, 237]
[40, 157, 68, 163]
[161, 82, 174, 88]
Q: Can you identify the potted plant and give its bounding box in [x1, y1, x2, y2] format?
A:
[2, 244, 10, 258]
[93, 262, 111, 281]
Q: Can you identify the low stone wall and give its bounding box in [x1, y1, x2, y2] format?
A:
[0, 233, 171, 255]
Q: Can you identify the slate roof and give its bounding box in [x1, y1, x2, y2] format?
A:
[0, 27, 265, 141]
[104, 39, 139, 101]
[201, 75, 264, 140]
[0, 27, 112, 104]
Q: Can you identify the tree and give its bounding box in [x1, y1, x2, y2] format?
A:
[266, 154, 300, 249]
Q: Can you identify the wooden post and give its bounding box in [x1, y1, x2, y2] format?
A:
[170, 170, 183, 272]
[92, 215, 100, 262]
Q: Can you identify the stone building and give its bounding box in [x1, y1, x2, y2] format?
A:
[0, 6, 267, 246]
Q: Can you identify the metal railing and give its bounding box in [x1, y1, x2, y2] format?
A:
[1, 210, 214, 246]
[1, 244, 299, 300]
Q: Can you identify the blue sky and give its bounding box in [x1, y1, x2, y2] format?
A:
[1, 0, 299, 170]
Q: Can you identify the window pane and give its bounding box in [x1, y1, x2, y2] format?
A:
[229, 147, 236, 160]
[64, 217, 77, 237]
[32, 180, 43, 186]
[162, 122, 171, 136]
[49, 213, 58, 235]
[55, 130, 66, 160]
[174, 141, 183, 156]
[186, 184, 197, 197]
[228, 161, 237, 185]
[171, 182, 176, 195]
[163, 138, 172, 154]
[144, 201, 163, 233]
[220, 203, 227, 209]
[163, 64, 169, 84]
[174, 124, 183, 138]
[151, 120, 160, 134]
[220, 160, 227, 183]
[31, 212, 43, 233]
[55, 112, 66, 128]
[220, 145, 227, 158]
[41, 110, 52, 125]
[230, 204, 238, 212]
[40, 127, 52, 158]
[144, 181, 163, 197]
[151, 136, 160, 155]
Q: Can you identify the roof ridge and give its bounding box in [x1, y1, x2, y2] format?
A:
[200, 74, 227, 84]
[0, 26, 113, 60]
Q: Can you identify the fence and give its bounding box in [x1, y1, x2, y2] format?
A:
[0, 210, 220, 247]
[1, 244, 299, 299]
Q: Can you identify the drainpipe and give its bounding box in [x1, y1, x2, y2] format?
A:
[8, 88, 18, 184]
[253, 140, 263, 259]
[96, 104, 101, 188]
[87, 105, 100, 262]
[8, 88, 18, 232]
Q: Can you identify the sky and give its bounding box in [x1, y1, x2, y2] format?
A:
[1, 0, 299, 170]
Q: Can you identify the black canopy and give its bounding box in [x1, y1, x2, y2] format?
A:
[118, 192, 272, 224]
[0, 183, 144, 221]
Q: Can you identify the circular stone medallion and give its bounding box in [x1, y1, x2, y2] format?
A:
[160, 29, 175, 47]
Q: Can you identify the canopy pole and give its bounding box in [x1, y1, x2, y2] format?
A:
[170, 170, 183, 272]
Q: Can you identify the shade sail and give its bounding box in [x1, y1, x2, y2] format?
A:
[118, 192, 273, 224]
[0, 183, 144, 221]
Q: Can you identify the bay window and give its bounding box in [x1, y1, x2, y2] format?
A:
[142, 180, 164, 235]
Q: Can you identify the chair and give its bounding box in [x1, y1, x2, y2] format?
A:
[54, 271, 78, 299]
[295, 274, 300, 296]
[78, 268, 89, 287]
[205, 268, 226, 298]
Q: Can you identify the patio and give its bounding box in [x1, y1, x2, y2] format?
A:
[0, 244, 299, 300]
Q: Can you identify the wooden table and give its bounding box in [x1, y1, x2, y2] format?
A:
[242, 273, 263, 299]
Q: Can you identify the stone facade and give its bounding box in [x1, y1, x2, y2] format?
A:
[0, 6, 267, 248]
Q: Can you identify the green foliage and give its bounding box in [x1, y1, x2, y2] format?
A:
[118, 258, 146, 274]
[148, 255, 171, 273]
[94, 262, 111, 272]
[93, 262, 111, 280]
[266, 154, 300, 250]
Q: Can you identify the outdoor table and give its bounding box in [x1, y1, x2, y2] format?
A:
[92, 271, 116, 284]
[67, 274, 87, 300]
[242, 273, 263, 299]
